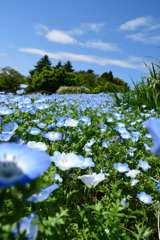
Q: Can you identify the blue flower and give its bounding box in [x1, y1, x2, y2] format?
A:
[2, 122, 18, 134]
[27, 128, 41, 135]
[146, 118, 160, 157]
[13, 213, 38, 240]
[42, 131, 62, 141]
[138, 160, 151, 171]
[26, 184, 59, 203]
[125, 169, 141, 178]
[137, 192, 152, 204]
[0, 143, 50, 187]
[53, 173, 63, 183]
[157, 182, 160, 191]
[114, 163, 130, 173]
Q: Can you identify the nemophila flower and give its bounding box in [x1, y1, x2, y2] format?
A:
[13, 213, 38, 240]
[106, 117, 113, 122]
[126, 169, 141, 178]
[26, 184, 59, 203]
[14, 137, 25, 145]
[157, 182, 160, 191]
[86, 138, 95, 147]
[137, 192, 152, 204]
[131, 179, 139, 186]
[64, 118, 79, 127]
[138, 160, 151, 171]
[78, 172, 107, 188]
[121, 198, 127, 207]
[0, 143, 50, 187]
[121, 131, 131, 140]
[53, 173, 63, 183]
[27, 141, 47, 151]
[2, 122, 18, 134]
[51, 151, 95, 171]
[100, 124, 107, 133]
[27, 127, 41, 135]
[145, 133, 152, 138]
[42, 131, 62, 141]
[0, 106, 15, 115]
[20, 84, 28, 88]
[16, 89, 24, 95]
[37, 123, 47, 129]
[102, 141, 111, 148]
[114, 163, 130, 173]
[144, 142, 150, 151]
[146, 118, 160, 157]
[0, 132, 15, 141]
[19, 107, 30, 113]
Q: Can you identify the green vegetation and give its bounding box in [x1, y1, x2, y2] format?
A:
[0, 55, 129, 94]
[56, 86, 91, 94]
[113, 57, 160, 113]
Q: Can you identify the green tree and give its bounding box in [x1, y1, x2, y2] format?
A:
[100, 71, 114, 83]
[0, 67, 25, 92]
[30, 67, 79, 93]
[54, 61, 63, 70]
[63, 61, 74, 72]
[29, 55, 52, 76]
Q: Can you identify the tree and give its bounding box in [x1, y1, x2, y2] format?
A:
[54, 61, 63, 70]
[29, 55, 52, 76]
[63, 61, 74, 72]
[101, 71, 114, 83]
[0, 67, 25, 92]
[86, 69, 94, 74]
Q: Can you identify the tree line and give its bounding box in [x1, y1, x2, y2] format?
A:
[0, 55, 130, 93]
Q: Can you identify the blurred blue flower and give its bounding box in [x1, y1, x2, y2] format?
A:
[137, 192, 152, 204]
[114, 163, 130, 173]
[53, 173, 63, 183]
[146, 118, 160, 157]
[126, 169, 141, 178]
[42, 131, 62, 141]
[138, 160, 151, 171]
[0, 143, 50, 187]
[2, 122, 18, 134]
[13, 213, 38, 240]
[27, 184, 59, 203]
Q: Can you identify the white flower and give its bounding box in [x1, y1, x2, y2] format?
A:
[51, 151, 95, 171]
[78, 172, 107, 188]
[27, 141, 47, 151]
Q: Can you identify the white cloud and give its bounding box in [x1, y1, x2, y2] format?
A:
[127, 32, 160, 44]
[81, 41, 121, 52]
[19, 47, 145, 71]
[34, 24, 49, 35]
[45, 29, 77, 44]
[81, 22, 105, 32]
[120, 16, 151, 31]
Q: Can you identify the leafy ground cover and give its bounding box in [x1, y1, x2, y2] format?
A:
[0, 90, 160, 239]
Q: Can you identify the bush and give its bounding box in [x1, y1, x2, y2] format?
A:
[56, 86, 91, 94]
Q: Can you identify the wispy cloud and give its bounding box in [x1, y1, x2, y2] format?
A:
[120, 16, 151, 31]
[127, 33, 160, 44]
[80, 41, 121, 52]
[120, 16, 160, 45]
[34, 23, 119, 52]
[0, 53, 8, 57]
[19, 47, 145, 71]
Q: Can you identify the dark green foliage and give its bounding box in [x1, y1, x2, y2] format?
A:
[0, 67, 25, 92]
[29, 55, 52, 76]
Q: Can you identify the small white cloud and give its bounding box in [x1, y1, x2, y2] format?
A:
[34, 24, 49, 35]
[81, 22, 105, 32]
[82, 41, 121, 52]
[19, 47, 145, 71]
[120, 16, 151, 31]
[127, 32, 160, 44]
[45, 29, 77, 44]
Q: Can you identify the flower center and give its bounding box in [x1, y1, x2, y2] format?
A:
[0, 155, 23, 182]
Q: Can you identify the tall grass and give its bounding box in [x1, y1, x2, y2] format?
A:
[113, 57, 160, 113]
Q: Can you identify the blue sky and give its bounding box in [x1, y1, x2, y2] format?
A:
[1, 0, 160, 88]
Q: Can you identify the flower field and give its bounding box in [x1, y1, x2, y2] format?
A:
[0, 91, 160, 239]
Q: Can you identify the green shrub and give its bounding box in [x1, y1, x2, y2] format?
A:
[56, 86, 90, 94]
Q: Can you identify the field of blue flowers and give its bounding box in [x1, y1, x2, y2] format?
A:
[0, 87, 160, 239]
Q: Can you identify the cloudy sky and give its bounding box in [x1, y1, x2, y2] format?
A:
[1, 0, 160, 88]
